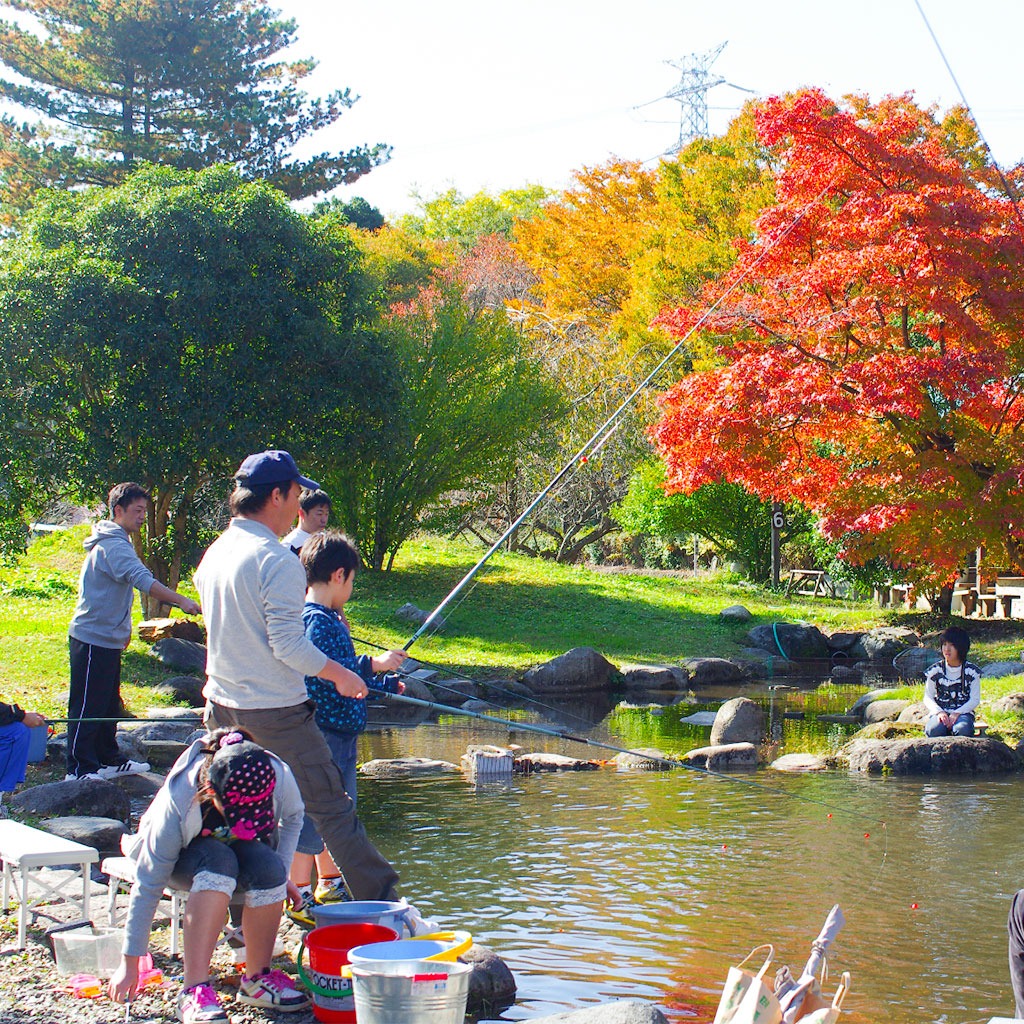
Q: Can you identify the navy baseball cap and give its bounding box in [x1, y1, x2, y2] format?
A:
[234, 450, 320, 490]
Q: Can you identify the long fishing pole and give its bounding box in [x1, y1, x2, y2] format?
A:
[382, 690, 886, 828]
[403, 182, 837, 652]
[352, 631, 610, 732]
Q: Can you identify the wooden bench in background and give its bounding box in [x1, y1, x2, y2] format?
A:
[786, 569, 837, 599]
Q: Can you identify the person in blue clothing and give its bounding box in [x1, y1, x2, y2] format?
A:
[287, 531, 407, 926]
[0, 699, 46, 816]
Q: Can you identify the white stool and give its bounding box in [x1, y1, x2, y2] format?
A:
[102, 855, 251, 958]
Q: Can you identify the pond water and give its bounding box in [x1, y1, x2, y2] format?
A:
[353, 691, 1024, 1024]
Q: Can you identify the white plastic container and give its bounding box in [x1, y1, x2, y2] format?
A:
[51, 925, 123, 977]
[461, 745, 514, 776]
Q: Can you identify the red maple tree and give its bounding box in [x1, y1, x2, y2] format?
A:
[651, 89, 1024, 585]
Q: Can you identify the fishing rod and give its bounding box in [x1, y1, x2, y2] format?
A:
[46, 716, 202, 725]
[351, 631, 609, 733]
[913, 0, 1024, 233]
[403, 181, 838, 652]
[381, 690, 887, 828]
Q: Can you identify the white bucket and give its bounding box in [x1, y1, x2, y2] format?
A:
[351, 959, 471, 1024]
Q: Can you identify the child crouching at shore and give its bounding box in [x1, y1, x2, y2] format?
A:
[108, 728, 310, 1023]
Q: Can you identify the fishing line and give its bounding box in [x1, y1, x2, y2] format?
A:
[351, 629, 612, 731]
[913, 0, 1024, 231]
[382, 690, 889, 836]
[405, 175, 840, 652]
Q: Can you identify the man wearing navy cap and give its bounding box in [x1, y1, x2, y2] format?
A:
[194, 450, 400, 901]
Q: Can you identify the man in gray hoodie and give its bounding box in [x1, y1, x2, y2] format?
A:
[67, 482, 201, 781]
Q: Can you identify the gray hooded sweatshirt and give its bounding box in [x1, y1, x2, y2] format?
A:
[68, 521, 156, 649]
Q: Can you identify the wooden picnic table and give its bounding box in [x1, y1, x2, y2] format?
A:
[785, 569, 837, 599]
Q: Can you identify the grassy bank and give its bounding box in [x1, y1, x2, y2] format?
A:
[4, 527, 1024, 720]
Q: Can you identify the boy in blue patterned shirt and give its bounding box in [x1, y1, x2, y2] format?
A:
[287, 531, 406, 925]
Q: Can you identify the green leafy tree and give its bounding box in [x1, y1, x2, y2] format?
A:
[0, 163, 381, 604]
[398, 185, 550, 249]
[614, 461, 813, 583]
[322, 276, 564, 571]
[312, 195, 385, 232]
[0, 0, 387, 221]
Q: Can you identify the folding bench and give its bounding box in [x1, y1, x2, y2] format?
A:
[0, 820, 99, 948]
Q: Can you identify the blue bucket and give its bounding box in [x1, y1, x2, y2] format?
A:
[27, 724, 48, 763]
[311, 900, 412, 936]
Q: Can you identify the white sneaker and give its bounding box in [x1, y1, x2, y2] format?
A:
[97, 760, 150, 778]
[64, 772, 103, 782]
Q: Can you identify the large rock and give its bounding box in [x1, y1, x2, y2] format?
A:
[428, 679, 481, 706]
[527, 1001, 669, 1024]
[710, 697, 765, 746]
[826, 631, 864, 653]
[991, 694, 1024, 714]
[682, 742, 758, 769]
[523, 647, 618, 694]
[151, 675, 206, 706]
[681, 658, 747, 686]
[10, 777, 131, 822]
[464, 944, 517, 1013]
[121, 715, 202, 744]
[981, 661, 1024, 679]
[719, 604, 752, 622]
[771, 753, 831, 772]
[394, 603, 446, 630]
[746, 623, 829, 661]
[853, 721, 920, 740]
[892, 647, 941, 680]
[150, 637, 207, 673]
[896, 702, 929, 725]
[515, 752, 600, 772]
[612, 748, 675, 771]
[45, 816, 127, 854]
[862, 699, 911, 724]
[620, 664, 689, 690]
[846, 689, 894, 718]
[853, 627, 920, 663]
[359, 757, 460, 778]
[845, 737, 1021, 774]
[732, 649, 801, 680]
[366, 677, 433, 727]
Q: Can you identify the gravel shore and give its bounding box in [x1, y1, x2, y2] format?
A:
[0, 889, 322, 1024]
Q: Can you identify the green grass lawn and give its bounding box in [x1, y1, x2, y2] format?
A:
[4, 527, 1024, 722]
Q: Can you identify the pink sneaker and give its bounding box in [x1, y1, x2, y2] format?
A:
[177, 982, 227, 1024]
[237, 968, 310, 1011]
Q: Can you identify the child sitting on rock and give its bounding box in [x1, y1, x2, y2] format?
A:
[923, 626, 981, 737]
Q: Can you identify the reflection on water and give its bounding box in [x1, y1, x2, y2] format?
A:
[355, 697, 1023, 1024]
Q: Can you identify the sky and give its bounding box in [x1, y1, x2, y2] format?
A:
[276, 0, 1024, 218]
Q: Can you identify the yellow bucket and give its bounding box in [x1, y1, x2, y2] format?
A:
[414, 931, 472, 961]
[343, 931, 473, 975]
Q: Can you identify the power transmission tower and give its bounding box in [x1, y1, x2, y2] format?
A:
[663, 42, 728, 154]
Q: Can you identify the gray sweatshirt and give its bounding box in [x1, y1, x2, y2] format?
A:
[120, 739, 303, 957]
[194, 517, 327, 709]
[68, 521, 156, 649]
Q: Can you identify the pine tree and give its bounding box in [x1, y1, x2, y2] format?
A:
[0, 0, 387, 220]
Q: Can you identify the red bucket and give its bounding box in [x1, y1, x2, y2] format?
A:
[297, 922, 399, 1023]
